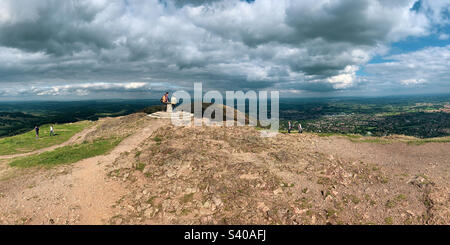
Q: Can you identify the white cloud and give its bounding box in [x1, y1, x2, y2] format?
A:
[0, 0, 448, 98]
[365, 45, 450, 91]
[439, 33, 449, 40]
[401, 78, 427, 85]
[327, 65, 359, 89]
[32, 82, 151, 96]
[420, 0, 450, 25]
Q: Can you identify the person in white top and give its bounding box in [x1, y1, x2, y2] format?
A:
[50, 125, 55, 136]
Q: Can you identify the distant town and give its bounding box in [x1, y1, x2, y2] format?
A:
[279, 95, 450, 138]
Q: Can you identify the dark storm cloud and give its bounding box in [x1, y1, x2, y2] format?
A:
[0, 0, 447, 98]
[0, 1, 115, 56]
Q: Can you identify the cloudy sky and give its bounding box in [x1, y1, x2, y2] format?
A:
[0, 0, 449, 100]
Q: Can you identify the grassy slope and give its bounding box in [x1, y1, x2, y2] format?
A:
[7, 113, 150, 168]
[0, 121, 91, 156]
[9, 138, 122, 168]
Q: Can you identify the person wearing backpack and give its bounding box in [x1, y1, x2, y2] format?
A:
[160, 92, 169, 110]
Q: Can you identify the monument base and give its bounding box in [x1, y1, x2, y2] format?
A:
[148, 111, 194, 119]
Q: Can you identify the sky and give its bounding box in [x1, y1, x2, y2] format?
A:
[0, 0, 449, 100]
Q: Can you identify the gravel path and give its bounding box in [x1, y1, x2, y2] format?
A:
[0, 119, 165, 224]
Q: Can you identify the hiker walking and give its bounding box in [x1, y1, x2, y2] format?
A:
[288, 121, 292, 133]
[298, 123, 303, 134]
[50, 125, 55, 136]
[35, 126, 40, 139]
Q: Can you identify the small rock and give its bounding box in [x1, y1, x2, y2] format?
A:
[143, 166, 151, 174]
[144, 208, 155, 218]
[294, 208, 307, 215]
[203, 201, 211, 209]
[408, 175, 432, 188]
[185, 187, 197, 194]
[273, 188, 283, 195]
[166, 170, 176, 178]
[127, 205, 135, 211]
[257, 202, 270, 212]
[212, 196, 223, 207]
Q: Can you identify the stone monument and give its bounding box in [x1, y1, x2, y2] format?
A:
[148, 95, 193, 120]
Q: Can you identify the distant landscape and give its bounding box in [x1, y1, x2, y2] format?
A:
[279, 94, 450, 138]
[1, 94, 449, 139]
[0, 100, 160, 138]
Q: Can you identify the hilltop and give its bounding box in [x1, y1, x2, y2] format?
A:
[0, 113, 448, 224]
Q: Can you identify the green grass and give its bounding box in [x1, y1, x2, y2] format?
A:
[406, 137, 450, 145]
[352, 138, 393, 144]
[9, 138, 122, 168]
[340, 134, 450, 145]
[135, 162, 146, 171]
[317, 132, 362, 138]
[311, 130, 450, 145]
[94, 110, 127, 117]
[0, 121, 92, 156]
[180, 193, 194, 204]
[384, 217, 394, 225]
[352, 136, 450, 145]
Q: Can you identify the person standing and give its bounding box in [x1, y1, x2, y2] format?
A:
[35, 126, 40, 139]
[160, 92, 169, 110]
[50, 125, 55, 136]
[288, 121, 292, 133]
[298, 123, 303, 134]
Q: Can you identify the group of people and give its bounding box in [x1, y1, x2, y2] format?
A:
[34, 125, 55, 139]
[287, 121, 303, 134]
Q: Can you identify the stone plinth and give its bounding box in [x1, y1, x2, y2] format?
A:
[148, 111, 193, 119]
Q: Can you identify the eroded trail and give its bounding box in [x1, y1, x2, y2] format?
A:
[0, 119, 165, 224]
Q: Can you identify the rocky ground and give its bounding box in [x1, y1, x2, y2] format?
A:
[107, 123, 449, 225]
[0, 114, 448, 224]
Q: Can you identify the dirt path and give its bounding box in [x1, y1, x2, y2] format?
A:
[0, 124, 98, 160]
[0, 119, 165, 225]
